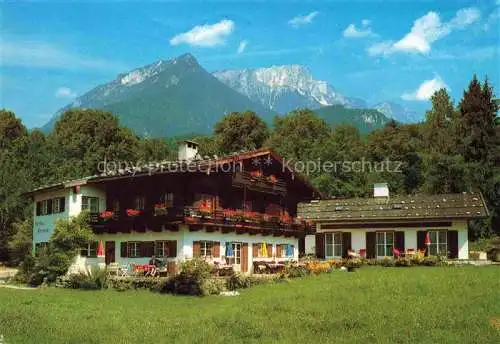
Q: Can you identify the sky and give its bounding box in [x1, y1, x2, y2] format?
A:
[1, 0, 499, 128]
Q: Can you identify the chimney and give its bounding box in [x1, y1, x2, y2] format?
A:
[178, 140, 199, 161]
[373, 183, 389, 198]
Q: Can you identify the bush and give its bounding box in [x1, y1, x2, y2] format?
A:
[380, 257, 395, 267]
[283, 265, 309, 278]
[395, 257, 412, 267]
[62, 268, 108, 290]
[201, 278, 226, 296]
[161, 258, 212, 295]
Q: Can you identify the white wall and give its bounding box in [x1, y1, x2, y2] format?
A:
[76, 225, 298, 274]
[304, 235, 315, 255]
[318, 220, 469, 259]
[33, 189, 72, 245]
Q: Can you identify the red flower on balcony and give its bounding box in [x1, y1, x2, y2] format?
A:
[280, 211, 292, 224]
[153, 203, 168, 216]
[267, 175, 278, 184]
[250, 170, 263, 178]
[126, 208, 141, 217]
[99, 210, 114, 221]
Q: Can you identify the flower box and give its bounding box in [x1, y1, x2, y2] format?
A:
[126, 209, 141, 217]
[99, 210, 114, 222]
[153, 204, 168, 217]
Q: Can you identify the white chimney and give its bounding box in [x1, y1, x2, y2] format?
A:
[178, 140, 199, 161]
[373, 183, 389, 198]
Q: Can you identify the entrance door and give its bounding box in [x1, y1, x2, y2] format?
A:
[105, 241, 115, 265]
[232, 243, 241, 271]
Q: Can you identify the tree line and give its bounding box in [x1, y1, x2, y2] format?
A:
[1, 74, 498, 263]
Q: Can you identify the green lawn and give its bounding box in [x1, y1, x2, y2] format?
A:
[1, 267, 499, 344]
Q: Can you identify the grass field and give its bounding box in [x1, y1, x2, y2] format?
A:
[1, 267, 499, 344]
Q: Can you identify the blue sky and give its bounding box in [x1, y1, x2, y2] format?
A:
[1, 0, 499, 128]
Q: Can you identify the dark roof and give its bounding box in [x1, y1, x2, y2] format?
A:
[25, 148, 321, 197]
[297, 192, 489, 222]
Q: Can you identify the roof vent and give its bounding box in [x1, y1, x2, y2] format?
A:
[335, 206, 344, 211]
[374, 183, 389, 198]
[392, 204, 402, 209]
[178, 140, 199, 161]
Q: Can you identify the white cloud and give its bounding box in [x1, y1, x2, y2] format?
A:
[343, 20, 376, 38]
[0, 38, 126, 71]
[361, 19, 371, 27]
[368, 7, 480, 55]
[402, 76, 449, 101]
[170, 19, 234, 47]
[237, 40, 248, 54]
[288, 11, 319, 28]
[55, 87, 76, 98]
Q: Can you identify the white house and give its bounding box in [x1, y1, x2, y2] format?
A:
[29, 143, 319, 274]
[298, 184, 489, 260]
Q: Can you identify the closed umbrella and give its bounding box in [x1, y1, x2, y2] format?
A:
[226, 242, 233, 257]
[261, 242, 267, 257]
[97, 240, 104, 258]
[287, 244, 294, 257]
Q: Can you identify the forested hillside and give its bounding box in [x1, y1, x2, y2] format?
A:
[0, 75, 498, 263]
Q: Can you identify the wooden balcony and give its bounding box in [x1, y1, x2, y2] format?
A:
[183, 206, 313, 235]
[232, 171, 287, 195]
[89, 206, 315, 237]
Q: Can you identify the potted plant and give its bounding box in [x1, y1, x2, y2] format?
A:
[198, 201, 212, 218]
[99, 210, 114, 222]
[126, 208, 141, 217]
[266, 175, 278, 184]
[153, 203, 168, 216]
[249, 170, 263, 178]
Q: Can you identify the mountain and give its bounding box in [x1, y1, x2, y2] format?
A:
[42, 54, 275, 137]
[313, 105, 390, 133]
[213, 65, 366, 114]
[373, 101, 421, 123]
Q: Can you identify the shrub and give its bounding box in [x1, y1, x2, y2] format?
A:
[380, 257, 396, 267]
[283, 265, 309, 278]
[305, 261, 331, 274]
[395, 257, 412, 267]
[62, 268, 108, 290]
[201, 278, 226, 296]
[161, 258, 212, 295]
[8, 220, 33, 266]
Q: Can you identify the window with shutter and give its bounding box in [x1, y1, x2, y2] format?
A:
[366, 232, 376, 258]
[325, 232, 343, 258]
[120, 242, 128, 257]
[315, 233, 325, 259]
[169, 240, 177, 258]
[267, 244, 273, 258]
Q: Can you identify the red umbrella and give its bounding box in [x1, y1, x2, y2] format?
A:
[97, 240, 105, 257]
[424, 232, 431, 246]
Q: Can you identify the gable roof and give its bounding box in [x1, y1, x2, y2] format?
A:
[297, 192, 489, 222]
[25, 148, 320, 197]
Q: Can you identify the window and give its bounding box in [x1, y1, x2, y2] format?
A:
[376, 232, 394, 257]
[127, 242, 140, 258]
[279, 244, 294, 258]
[134, 196, 145, 210]
[429, 231, 448, 256]
[200, 241, 213, 258]
[35, 242, 49, 256]
[163, 193, 174, 208]
[82, 196, 99, 213]
[36, 197, 65, 216]
[52, 198, 61, 213]
[41, 200, 49, 216]
[325, 232, 343, 258]
[112, 199, 120, 213]
[80, 242, 98, 258]
[155, 241, 171, 257]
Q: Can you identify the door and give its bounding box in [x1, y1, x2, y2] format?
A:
[232, 243, 242, 271]
[105, 241, 115, 265]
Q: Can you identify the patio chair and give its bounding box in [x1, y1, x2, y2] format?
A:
[107, 262, 119, 276]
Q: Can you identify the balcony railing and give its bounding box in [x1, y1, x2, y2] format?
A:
[232, 171, 287, 195]
[90, 206, 315, 234]
[184, 206, 314, 232]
